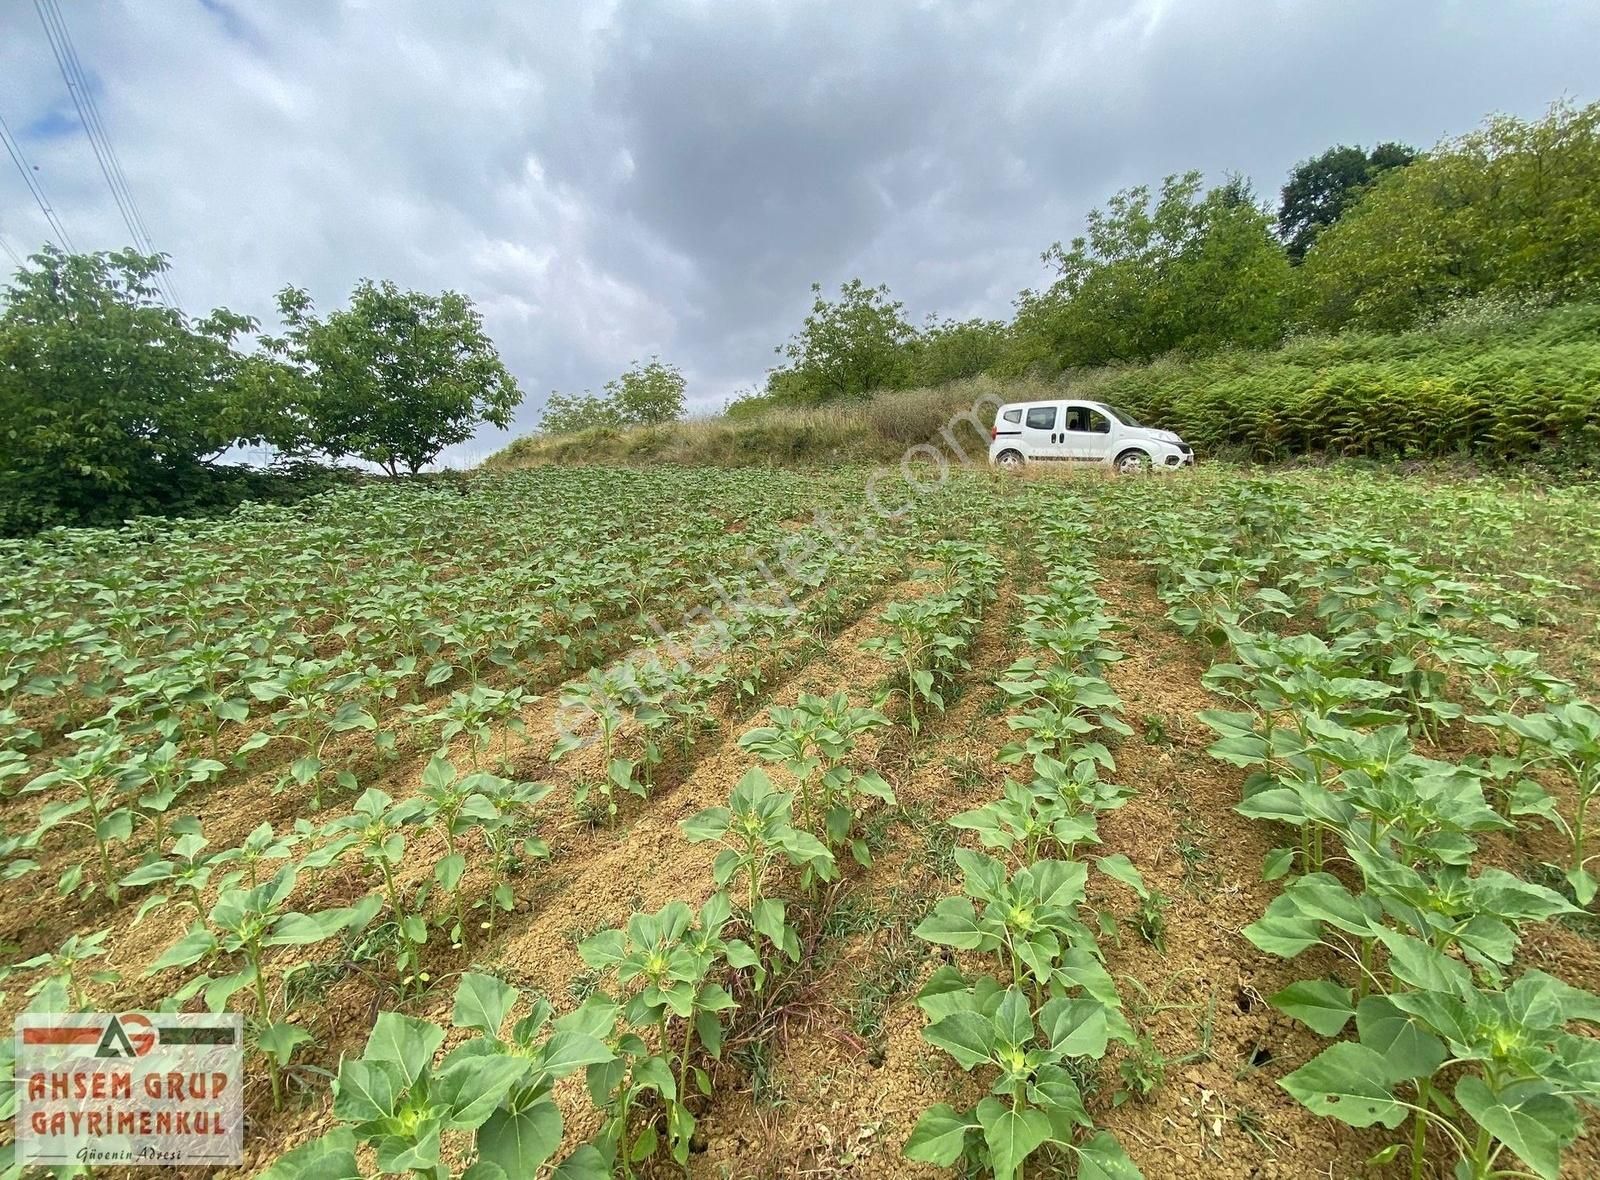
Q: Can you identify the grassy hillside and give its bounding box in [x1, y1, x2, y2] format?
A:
[487, 301, 1600, 470]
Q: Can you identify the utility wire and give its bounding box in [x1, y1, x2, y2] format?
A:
[34, 0, 182, 311]
[0, 229, 22, 270]
[0, 108, 76, 253]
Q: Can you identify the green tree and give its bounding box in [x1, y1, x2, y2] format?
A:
[905, 316, 1010, 387]
[1298, 101, 1600, 330]
[605, 357, 686, 424]
[0, 246, 296, 533]
[766, 279, 915, 403]
[537, 389, 620, 435]
[270, 279, 521, 475]
[1277, 142, 1416, 262]
[1012, 172, 1292, 370]
[539, 357, 687, 435]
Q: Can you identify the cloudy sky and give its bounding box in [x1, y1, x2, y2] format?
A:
[2, 1, 1596, 462]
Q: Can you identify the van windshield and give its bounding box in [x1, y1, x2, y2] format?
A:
[1095, 402, 1143, 428]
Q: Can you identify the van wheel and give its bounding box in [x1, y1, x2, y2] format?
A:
[1115, 449, 1151, 475]
[995, 449, 1024, 470]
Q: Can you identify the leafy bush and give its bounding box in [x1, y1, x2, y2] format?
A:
[1299, 100, 1600, 331]
[1082, 329, 1600, 462]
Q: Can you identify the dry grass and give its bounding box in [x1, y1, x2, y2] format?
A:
[483, 377, 1074, 470]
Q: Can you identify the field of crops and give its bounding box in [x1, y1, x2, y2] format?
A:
[3, 463, 1599, 1180]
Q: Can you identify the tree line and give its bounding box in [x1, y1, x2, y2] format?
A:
[718, 100, 1600, 417]
[0, 250, 521, 533]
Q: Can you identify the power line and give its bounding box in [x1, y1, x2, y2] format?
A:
[34, 0, 182, 310]
[0, 229, 21, 270]
[0, 109, 76, 253]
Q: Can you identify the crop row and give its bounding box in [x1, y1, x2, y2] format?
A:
[235, 530, 1008, 1177]
[0, 478, 939, 921]
[1, 474, 1021, 1177]
[902, 507, 1152, 1180]
[1116, 478, 1600, 1180]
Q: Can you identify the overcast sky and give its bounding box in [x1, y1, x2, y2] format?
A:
[2, 1, 1596, 463]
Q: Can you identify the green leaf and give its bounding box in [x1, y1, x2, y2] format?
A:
[914, 897, 987, 949]
[1269, 980, 1355, 1037]
[1206, 732, 1269, 767]
[1234, 788, 1306, 824]
[1568, 867, 1597, 907]
[1263, 846, 1296, 881]
[902, 1103, 974, 1166]
[994, 988, 1034, 1048]
[1456, 1077, 1580, 1180]
[477, 1101, 564, 1175]
[433, 1056, 532, 1130]
[975, 1095, 1050, 1180]
[364, 1011, 444, 1088]
[1094, 854, 1147, 898]
[535, 1030, 615, 1081]
[1355, 995, 1446, 1080]
[923, 1010, 997, 1070]
[258, 1021, 312, 1067]
[269, 895, 380, 946]
[551, 1145, 611, 1180]
[576, 928, 626, 969]
[916, 964, 977, 1022]
[1039, 997, 1110, 1058]
[1074, 1130, 1143, 1180]
[435, 852, 465, 892]
[680, 806, 730, 842]
[331, 1058, 401, 1122]
[1377, 929, 1470, 996]
[375, 1120, 443, 1174]
[1242, 911, 1321, 959]
[752, 898, 789, 952]
[1280, 1042, 1406, 1129]
[453, 972, 518, 1037]
[148, 924, 218, 972]
[258, 1128, 360, 1180]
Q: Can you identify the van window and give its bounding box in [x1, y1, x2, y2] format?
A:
[1001, 408, 1022, 424]
[1025, 406, 1057, 430]
[1064, 407, 1110, 433]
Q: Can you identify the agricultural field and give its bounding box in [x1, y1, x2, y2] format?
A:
[2, 463, 1600, 1179]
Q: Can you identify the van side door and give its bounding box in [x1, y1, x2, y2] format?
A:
[1062, 404, 1115, 463]
[1019, 403, 1067, 461]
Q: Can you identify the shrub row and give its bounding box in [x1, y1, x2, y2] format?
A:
[1098, 342, 1600, 461]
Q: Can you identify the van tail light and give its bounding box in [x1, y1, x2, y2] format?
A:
[990, 426, 998, 440]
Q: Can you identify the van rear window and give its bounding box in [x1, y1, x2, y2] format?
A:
[1001, 409, 1022, 424]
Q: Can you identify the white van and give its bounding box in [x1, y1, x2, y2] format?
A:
[988, 399, 1193, 472]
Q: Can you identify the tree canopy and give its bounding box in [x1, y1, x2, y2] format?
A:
[0, 247, 296, 532]
[765, 279, 915, 402]
[539, 357, 688, 435]
[1299, 102, 1600, 330]
[1277, 142, 1416, 263]
[1010, 172, 1293, 371]
[268, 280, 521, 475]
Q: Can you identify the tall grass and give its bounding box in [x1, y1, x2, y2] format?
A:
[485, 382, 1017, 469]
